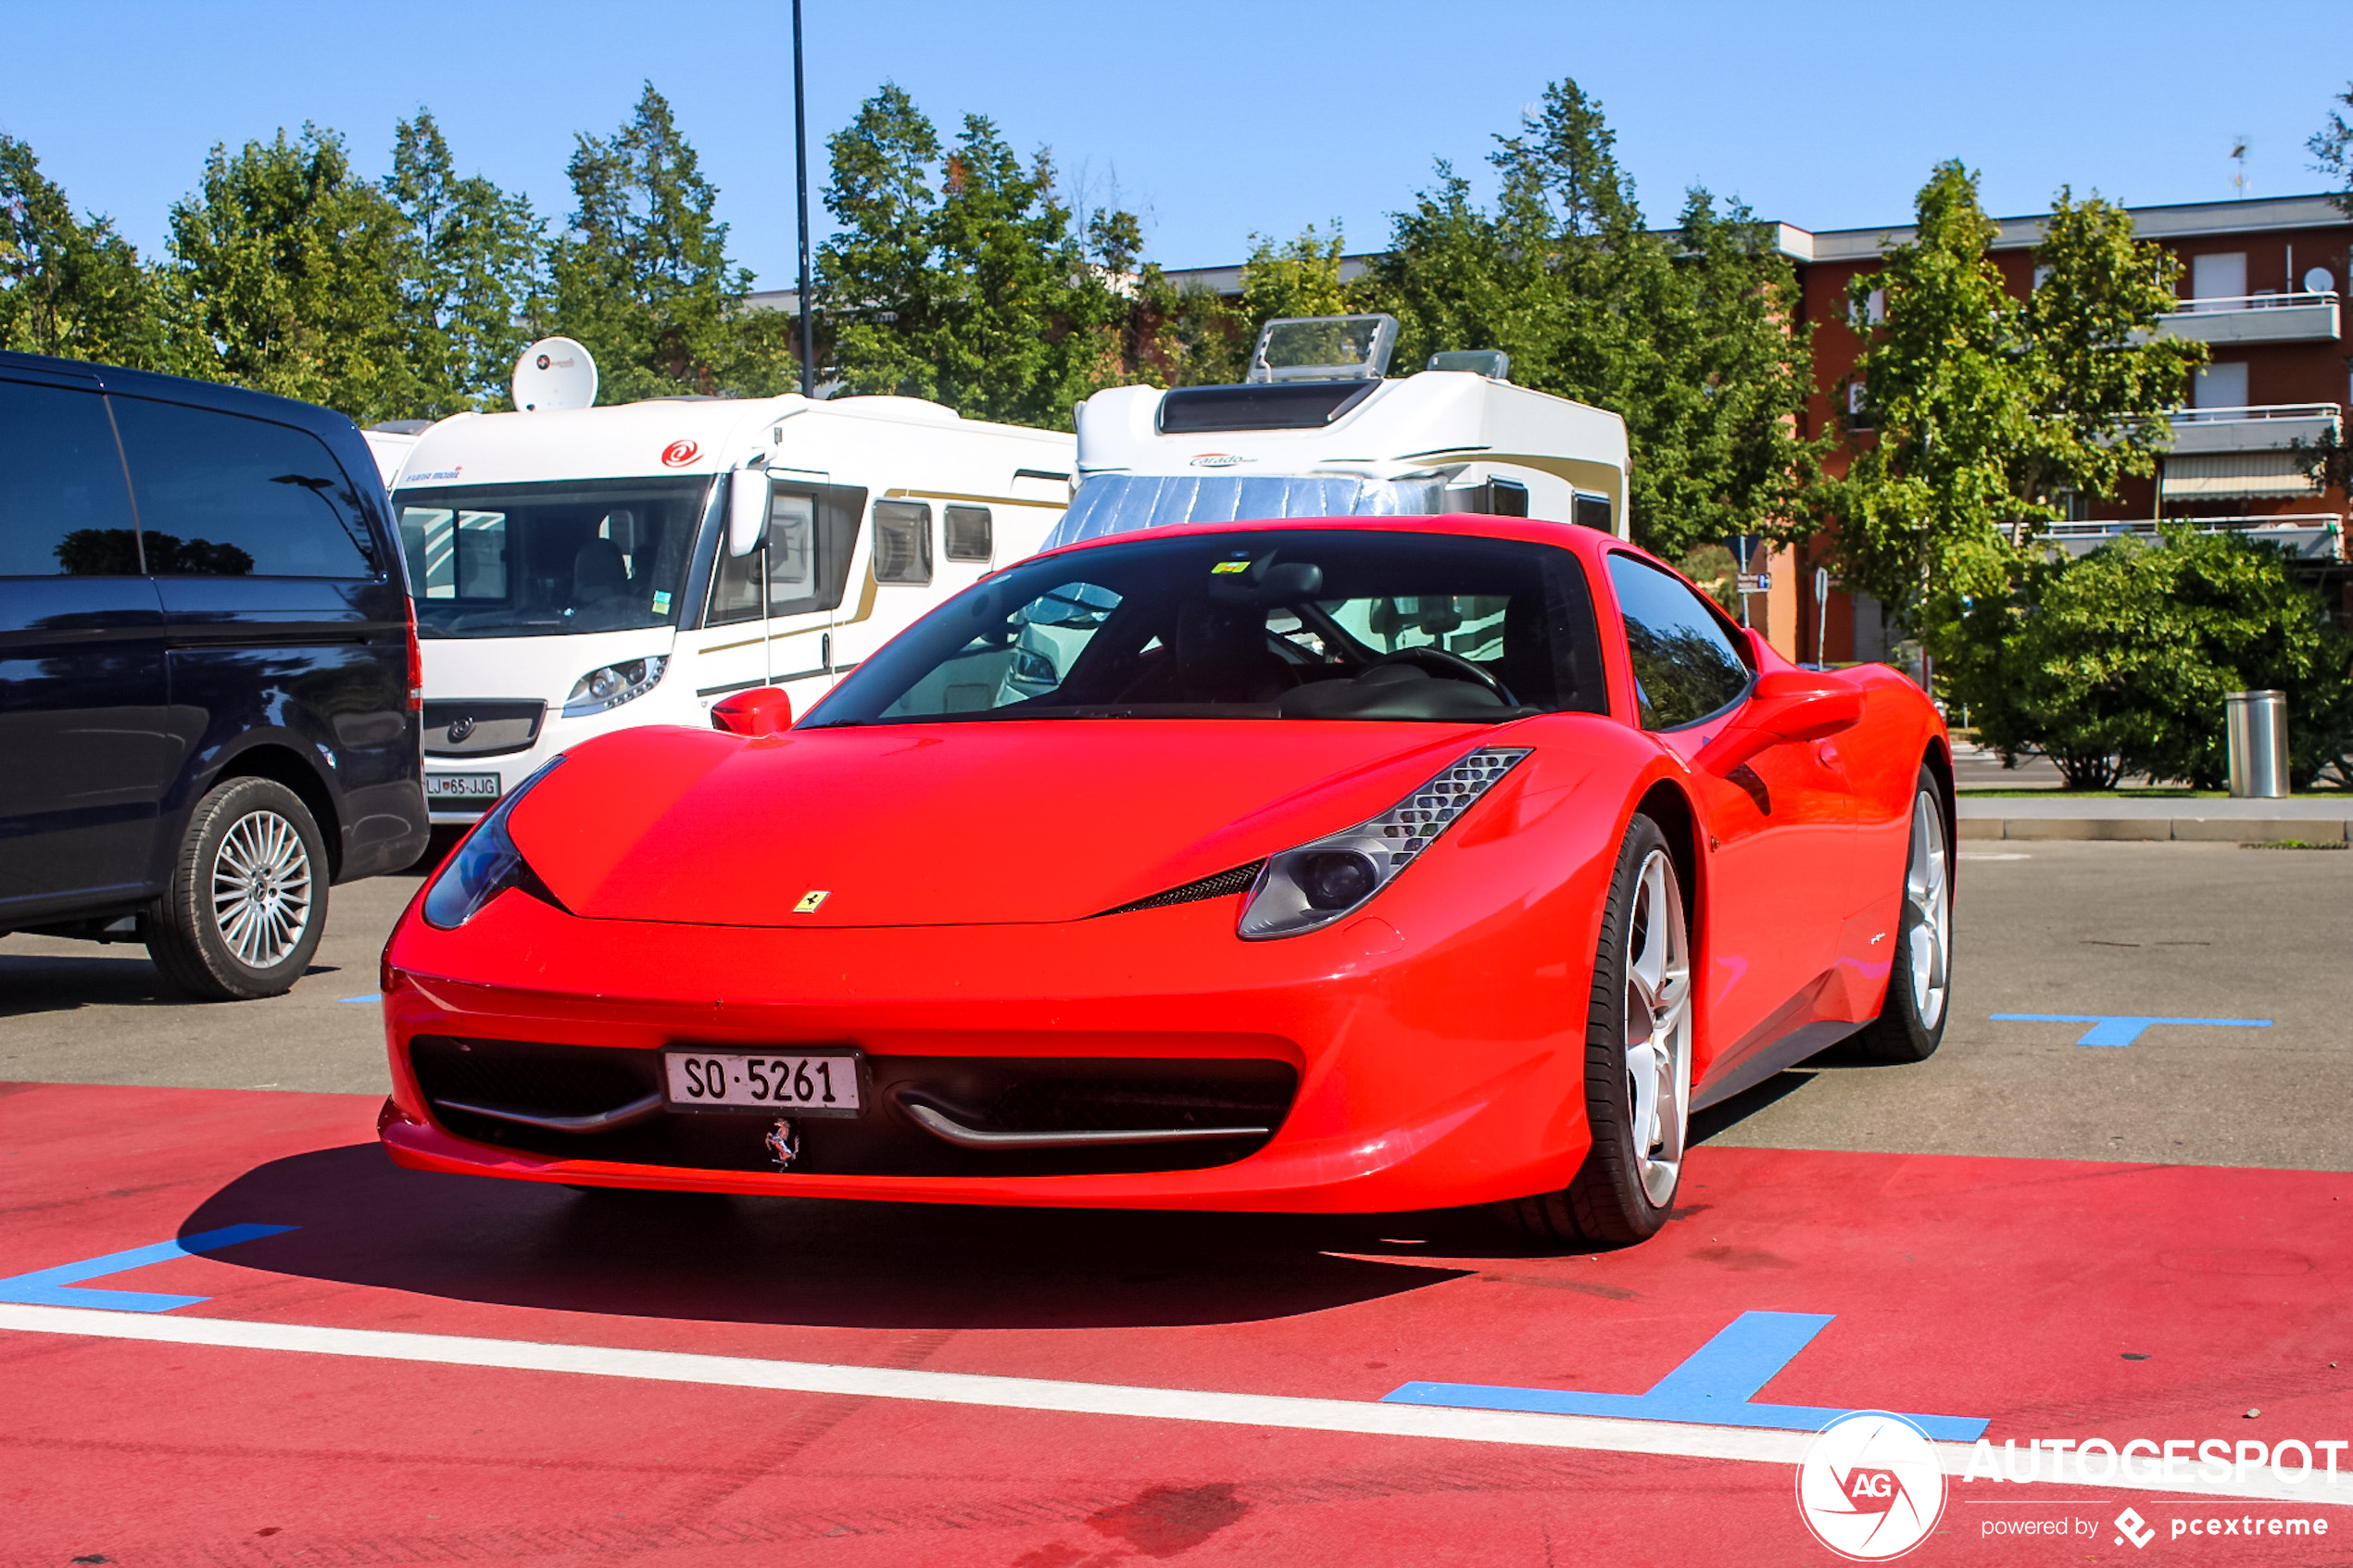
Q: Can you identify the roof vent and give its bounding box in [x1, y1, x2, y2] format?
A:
[1428, 349, 1510, 381]
[1246, 315, 1397, 383]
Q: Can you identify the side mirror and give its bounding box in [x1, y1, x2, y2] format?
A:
[726, 471, 771, 558]
[1695, 669, 1863, 776]
[712, 686, 792, 736]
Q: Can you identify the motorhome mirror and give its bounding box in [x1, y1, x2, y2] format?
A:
[727, 473, 771, 557]
[510, 337, 598, 412]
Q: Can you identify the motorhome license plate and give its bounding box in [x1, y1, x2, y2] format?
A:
[663, 1050, 863, 1115]
[424, 772, 501, 802]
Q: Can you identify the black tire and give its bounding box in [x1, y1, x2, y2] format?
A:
[145, 776, 329, 1001]
[1502, 813, 1692, 1248]
[1847, 766, 1952, 1063]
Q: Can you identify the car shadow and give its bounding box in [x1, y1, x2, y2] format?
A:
[0, 951, 340, 1013]
[179, 1143, 1478, 1331]
[1688, 1070, 1817, 1146]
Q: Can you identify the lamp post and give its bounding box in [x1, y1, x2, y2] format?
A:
[793, 0, 815, 399]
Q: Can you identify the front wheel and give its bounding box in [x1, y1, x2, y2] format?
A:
[1502, 813, 1692, 1247]
[1848, 768, 1952, 1063]
[145, 776, 329, 1001]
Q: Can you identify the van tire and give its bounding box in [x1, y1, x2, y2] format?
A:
[146, 777, 329, 1001]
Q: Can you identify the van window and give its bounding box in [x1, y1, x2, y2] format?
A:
[706, 482, 865, 625]
[944, 504, 992, 563]
[873, 500, 933, 584]
[111, 397, 374, 577]
[0, 381, 139, 575]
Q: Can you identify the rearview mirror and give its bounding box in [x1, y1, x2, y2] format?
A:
[726, 472, 771, 558]
[1696, 669, 1863, 776]
[711, 686, 792, 736]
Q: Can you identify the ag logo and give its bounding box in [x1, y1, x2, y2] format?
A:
[661, 439, 701, 468]
[1795, 1411, 1945, 1561]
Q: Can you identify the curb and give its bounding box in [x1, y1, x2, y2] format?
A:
[1956, 817, 2350, 843]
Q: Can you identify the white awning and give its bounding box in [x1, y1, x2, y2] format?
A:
[2159, 451, 2322, 499]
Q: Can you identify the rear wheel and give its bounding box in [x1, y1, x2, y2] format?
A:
[145, 776, 328, 1001]
[1503, 814, 1692, 1247]
[1848, 769, 1952, 1063]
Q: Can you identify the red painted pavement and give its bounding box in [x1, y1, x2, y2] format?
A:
[3, 1080, 2348, 1565]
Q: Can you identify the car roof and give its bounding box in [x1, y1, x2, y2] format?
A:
[1021, 510, 1635, 569]
[0, 349, 361, 441]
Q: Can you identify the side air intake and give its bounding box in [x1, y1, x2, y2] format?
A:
[1094, 861, 1265, 918]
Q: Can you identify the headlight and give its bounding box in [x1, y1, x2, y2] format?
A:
[1238, 746, 1530, 939]
[422, 757, 565, 929]
[562, 656, 667, 718]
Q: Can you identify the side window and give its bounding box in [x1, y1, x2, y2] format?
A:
[872, 500, 932, 584]
[0, 380, 139, 575]
[1605, 552, 1752, 730]
[111, 397, 373, 577]
[707, 536, 763, 626]
[943, 504, 992, 563]
[711, 482, 867, 624]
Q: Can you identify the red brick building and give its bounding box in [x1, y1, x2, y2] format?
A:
[1774, 194, 2350, 664]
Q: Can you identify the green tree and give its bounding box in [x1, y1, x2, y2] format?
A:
[0, 134, 170, 368]
[385, 110, 543, 414]
[1238, 223, 1353, 325]
[1831, 164, 2201, 639]
[1948, 530, 2353, 788]
[545, 82, 795, 402]
[164, 125, 416, 420]
[2310, 80, 2353, 214]
[1365, 80, 1822, 560]
[819, 82, 1137, 426]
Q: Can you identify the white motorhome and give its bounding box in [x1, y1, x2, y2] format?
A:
[389, 392, 1073, 822]
[1055, 316, 1629, 549]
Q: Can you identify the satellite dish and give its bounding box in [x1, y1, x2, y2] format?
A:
[511, 337, 598, 412]
[2302, 267, 2335, 296]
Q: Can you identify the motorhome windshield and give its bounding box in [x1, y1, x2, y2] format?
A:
[1046, 473, 1445, 550]
[395, 478, 710, 638]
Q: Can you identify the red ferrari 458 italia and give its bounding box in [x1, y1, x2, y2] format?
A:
[380, 515, 1952, 1245]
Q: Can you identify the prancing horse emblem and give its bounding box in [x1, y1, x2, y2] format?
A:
[446, 716, 475, 745]
[765, 1119, 800, 1170]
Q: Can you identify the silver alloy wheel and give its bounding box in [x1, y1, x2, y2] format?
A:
[210, 809, 314, 970]
[1623, 847, 1692, 1208]
[1904, 790, 1952, 1028]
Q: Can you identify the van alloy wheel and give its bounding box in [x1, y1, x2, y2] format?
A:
[211, 809, 314, 970]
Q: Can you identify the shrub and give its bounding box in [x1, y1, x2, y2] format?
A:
[1943, 528, 2353, 788]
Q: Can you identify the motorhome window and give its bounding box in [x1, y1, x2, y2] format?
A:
[0, 381, 139, 575]
[113, 397, 373, 577]
[1572, 494, 1612, 533]
[809, 529, 1606, 727]
[873, 500, 932, 584]
[708, 482, 865, 624]
[944, 504, 992, 563]
[1048, 473, 1447, 549]
[394, 477, 706, 637]
[1156, 381, 1379, 434]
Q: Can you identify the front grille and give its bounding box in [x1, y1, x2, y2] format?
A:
[422, 699, 546, 758]
[408, 1035, 1296, 1177]
[1095, 861, 1265, 918]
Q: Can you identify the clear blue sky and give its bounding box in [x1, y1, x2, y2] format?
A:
[5, 1, 2347, 286]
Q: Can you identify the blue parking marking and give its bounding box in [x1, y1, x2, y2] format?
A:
[1382, 1310, 1988, 1440]
[1991, 1013, 2271, 1047]
[336, 993, 382, 1004]
[0, 1224, 296, 1312]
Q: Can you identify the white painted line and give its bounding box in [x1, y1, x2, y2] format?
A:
[2, 1303, 2343, 1507]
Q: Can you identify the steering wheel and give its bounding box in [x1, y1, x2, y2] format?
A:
[1363, 646, 1519, 707]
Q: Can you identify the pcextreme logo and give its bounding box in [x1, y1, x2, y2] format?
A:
[1796, 1412, 1946, 1561]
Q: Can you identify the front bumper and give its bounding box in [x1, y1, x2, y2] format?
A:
[379, 855, 1609, 1211]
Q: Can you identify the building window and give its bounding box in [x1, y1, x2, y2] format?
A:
[2193, 362, 2248, 411]
[1844, 380, 1875, 432]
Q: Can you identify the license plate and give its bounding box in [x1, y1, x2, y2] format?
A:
[663, 1050, 862, 1116]
[425, 772, 501, 802]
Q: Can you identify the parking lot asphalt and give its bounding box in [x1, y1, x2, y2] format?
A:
[6, 837, 2345, 1173]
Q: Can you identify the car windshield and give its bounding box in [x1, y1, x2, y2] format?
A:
[395, 478, 711, 638]
[807, 528, 1608, 726]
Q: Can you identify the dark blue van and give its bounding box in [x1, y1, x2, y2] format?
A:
[0, 351, 428, 999]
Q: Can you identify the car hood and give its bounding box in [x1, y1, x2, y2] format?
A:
[506, 719, 1513, 927]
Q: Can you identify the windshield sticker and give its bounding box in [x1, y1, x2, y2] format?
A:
[1211, 560, 1252, 574]
[651, 591, 673, 614]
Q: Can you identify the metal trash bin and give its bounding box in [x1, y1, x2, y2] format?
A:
[2225, 689, 2289, 798]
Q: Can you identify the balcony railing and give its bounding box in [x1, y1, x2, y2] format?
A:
[2044, 512, 2343, 561]
[2155, 292, 2339, 344]
[2163, 403, 2341, 454]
